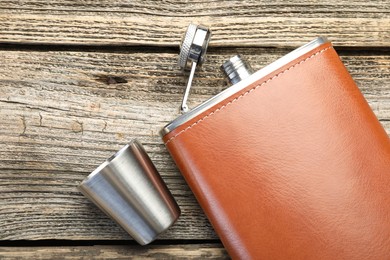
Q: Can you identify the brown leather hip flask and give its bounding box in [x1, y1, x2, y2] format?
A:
[161, 36, 390, 259]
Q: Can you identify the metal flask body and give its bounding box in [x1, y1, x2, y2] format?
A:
[78, 140, 180, 245]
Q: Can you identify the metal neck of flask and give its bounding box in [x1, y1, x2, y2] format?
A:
[221, 55, 254, 85]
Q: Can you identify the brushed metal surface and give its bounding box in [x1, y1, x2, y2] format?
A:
[78, 140, 180, 245]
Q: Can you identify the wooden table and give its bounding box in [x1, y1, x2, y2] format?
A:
[1, 1, 389, 259]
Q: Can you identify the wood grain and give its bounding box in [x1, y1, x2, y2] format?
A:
[3, 0, 389, 18]
[1, 0, 389, 47]
[0, 47, 389, 240]
[0, 244, 228, 259]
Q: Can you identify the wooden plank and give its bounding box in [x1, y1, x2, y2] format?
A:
[1, 0, 389, 47]
[0, 48, 389, 240]
[2, 0, 389, 18]
[0, 244, 228, 259]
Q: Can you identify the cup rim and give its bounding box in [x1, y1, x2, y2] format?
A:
[78, 139, 138, 188]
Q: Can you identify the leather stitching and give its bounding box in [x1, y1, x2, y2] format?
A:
[165, 46, 333, 144]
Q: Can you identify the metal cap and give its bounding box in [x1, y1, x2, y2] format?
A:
[178, 23, 212, 113]
[178, 23, 211, 71]
[78, 139, 180, 245]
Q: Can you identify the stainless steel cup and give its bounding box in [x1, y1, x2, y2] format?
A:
[78, 139, 180, 245]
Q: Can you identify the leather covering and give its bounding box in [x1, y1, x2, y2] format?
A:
[163, 42, 390, 259]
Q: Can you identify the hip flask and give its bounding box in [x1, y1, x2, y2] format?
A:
[160, 30, 390, 259]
